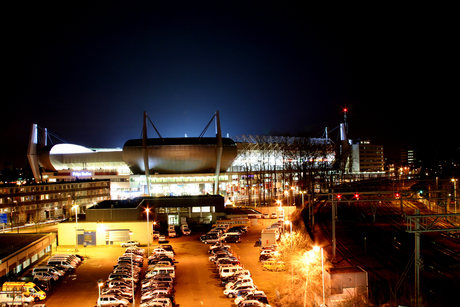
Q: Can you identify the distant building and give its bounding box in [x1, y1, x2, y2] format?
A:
[0, 180, 110, 225]
[350, 140, 384, 173]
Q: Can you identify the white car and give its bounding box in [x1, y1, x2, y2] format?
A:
[223, 283, 257, 298]
[225, 276, 254, 289]
[262, 213, 269, 219]
[270, 212, 277, 219]
[140, 297, 173, 307]
[33, 271, 59, 282]
[121, 240, 140, 247]
[152, 247, 174, 259]
[97, 294, 129, 307]
[153, 231, 160, 239]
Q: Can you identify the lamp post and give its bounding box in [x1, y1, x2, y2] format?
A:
[73, 204, 78, 252]
[313, 246, 326, 306]
[452, 178, 458, 213]
[128, 231, 135, 307]
[97, 279, 104, 307]
[146, 208, 150, 257]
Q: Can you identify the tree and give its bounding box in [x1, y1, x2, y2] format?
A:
[271, 226, 331, 307]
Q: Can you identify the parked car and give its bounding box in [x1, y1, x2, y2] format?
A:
[270, 212, 277, 219]
[97, 294, 129, 307]
[33, 271, 59, 282]
[121, 240, 140, 247]
[153, 231, 160, 239]
[223, 234, 242, 243]
[262, 260, 286, 271]
[224, 283, 258, 298]
[262, 213, 269, 219]
[239, 300, 270, 307]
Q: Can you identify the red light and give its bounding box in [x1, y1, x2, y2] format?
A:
[343, 108, 348, 112]
[395, 192, 400, 198]
[336, 194, 342, 200]
[354, 193, 359, 199]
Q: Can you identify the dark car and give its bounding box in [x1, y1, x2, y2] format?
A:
[259, 254, 273, 263]
[223, 235, 241, 243]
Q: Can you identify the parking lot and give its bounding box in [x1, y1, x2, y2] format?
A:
[30, 219, 282, 307]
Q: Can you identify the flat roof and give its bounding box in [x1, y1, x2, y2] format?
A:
[0, 233, 50, 260]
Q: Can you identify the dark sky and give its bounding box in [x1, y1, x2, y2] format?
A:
[2, 2, 456, 168]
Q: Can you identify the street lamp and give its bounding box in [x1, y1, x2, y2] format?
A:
[97, 279, 104, 307]
[284, 220, 293, 249]
[146, 208, 150, 257]
[73, 204, 79, 252]
[313, 246, 326, 306]
[128, 231, 135, 307]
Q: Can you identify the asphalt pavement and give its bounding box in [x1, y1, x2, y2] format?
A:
[29, 219, 283, 307]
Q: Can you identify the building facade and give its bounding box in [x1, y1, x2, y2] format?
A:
[0, 180, 110, 226]
[350, 140, 385, 173]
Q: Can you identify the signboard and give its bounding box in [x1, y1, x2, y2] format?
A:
[0, 213, 8, 224]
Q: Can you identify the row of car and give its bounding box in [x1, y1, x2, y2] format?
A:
[96, 246, 145, 307]
[261, 212, 282, 219]
[31, 253, 83, 285]
[0, 253, 83, 306]
[208, 242, 272, 307]
[200, 224, 248, 244]
[140, 245, 177, 307]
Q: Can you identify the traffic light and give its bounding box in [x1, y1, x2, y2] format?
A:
[336, 194, 342, 200]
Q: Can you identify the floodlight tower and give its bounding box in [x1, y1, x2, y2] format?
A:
[343, 107, 348, 134]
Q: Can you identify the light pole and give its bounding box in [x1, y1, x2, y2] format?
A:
[313, 246, 326, 306]
[73, 204, 78, 252]
[452, 178, 458, 213]
[128, 231, 135, 307]
[146, 208, 150, 257]
[97, 279, 104, 307]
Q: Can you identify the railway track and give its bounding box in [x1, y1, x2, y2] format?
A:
[314, 196, 459, 306]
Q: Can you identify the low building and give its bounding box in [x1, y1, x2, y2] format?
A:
[57, 195, 225, 246]
[0, 233, 56, 282]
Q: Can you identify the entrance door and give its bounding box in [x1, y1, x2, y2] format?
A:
[168, 215, 178, 225]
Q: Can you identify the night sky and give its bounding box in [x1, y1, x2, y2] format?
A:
[2, 2, 456, 168]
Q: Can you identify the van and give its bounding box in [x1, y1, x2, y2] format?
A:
[49, 255, 79, 266]
[0, 292, 35, 306]
[219, 266, 243, 278]
[1, 282, 46, 301]
[148, 266, 175, 278]
[181, 224, 191, 235]
[46, 259, 75, 271]
[32, 266, 65, 277]
[200, 234, 220, 244]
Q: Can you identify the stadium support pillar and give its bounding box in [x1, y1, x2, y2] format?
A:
[143, 112, 151, 196]
[214, 110, 223, 195]
[27, 123, 41, 183]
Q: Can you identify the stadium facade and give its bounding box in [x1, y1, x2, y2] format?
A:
[24, 112, 383, 209]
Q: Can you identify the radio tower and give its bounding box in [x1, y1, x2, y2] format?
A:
[343, 107, 348, 134]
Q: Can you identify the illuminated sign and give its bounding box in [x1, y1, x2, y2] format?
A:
[72, 171, 92, 177]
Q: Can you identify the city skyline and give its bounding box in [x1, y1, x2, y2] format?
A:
[3, 2, 456, 168]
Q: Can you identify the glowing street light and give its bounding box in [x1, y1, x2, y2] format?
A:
[97, 279, 104, 307]
[145, 207, 150, 257]
[73, 204, 79, 252]
[313, 246, 326, 306]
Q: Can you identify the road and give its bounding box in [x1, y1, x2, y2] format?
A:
[32, 220, 281, 307]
